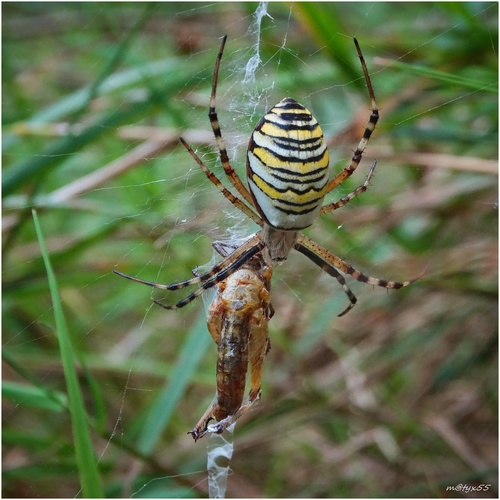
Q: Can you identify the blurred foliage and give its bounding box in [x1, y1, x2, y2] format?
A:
[3, 2, 498, 498]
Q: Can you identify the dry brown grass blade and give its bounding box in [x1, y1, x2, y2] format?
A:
[371, 148, 498, 175]
[425, 414, 488, 470]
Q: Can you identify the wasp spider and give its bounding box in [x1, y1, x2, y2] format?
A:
[115, 35, 418, 316]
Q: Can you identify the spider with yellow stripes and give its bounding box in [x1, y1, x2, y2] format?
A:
[115, 35, 418, 317]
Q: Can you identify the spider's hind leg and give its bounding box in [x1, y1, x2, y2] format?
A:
[294, 240, 358, 317]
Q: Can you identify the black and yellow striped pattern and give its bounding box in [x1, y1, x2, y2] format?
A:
[246, 97, 329, 231]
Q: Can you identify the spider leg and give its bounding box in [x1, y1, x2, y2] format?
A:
[153, 237, 266, 310]
[294, 238, 357, 317]
[114, 233, 263, 292]
[179, 137, 262, 226]
[208, 34, 256, 207]
[321, 160, 377, 215]
[324, 38, 379, 195]
[113, 270, 175, 290]
[113, 233, 261, 291]
[297, 234, 418, 288]
[295, 234, 419, 316]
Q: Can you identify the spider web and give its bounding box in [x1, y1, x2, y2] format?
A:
[3, 2, 498, 498]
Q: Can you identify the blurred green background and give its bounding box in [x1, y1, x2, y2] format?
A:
[3, 2, 498, 498]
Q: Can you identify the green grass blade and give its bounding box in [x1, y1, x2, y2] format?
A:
[386, 59, 497, 92]
[3, 102, 150, 196]
[32, 209, 103, 498]
[295, 3, 361, 84]
[74, 4, 154, 115]
[3, 52, 205, 197]
[3, 349, 70, 411]
[3, 55, 185, 151]
[2, 381, 67, 412]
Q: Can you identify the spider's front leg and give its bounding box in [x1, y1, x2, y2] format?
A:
[322, 38, 380, 196]
[113, 234, 265, 310]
